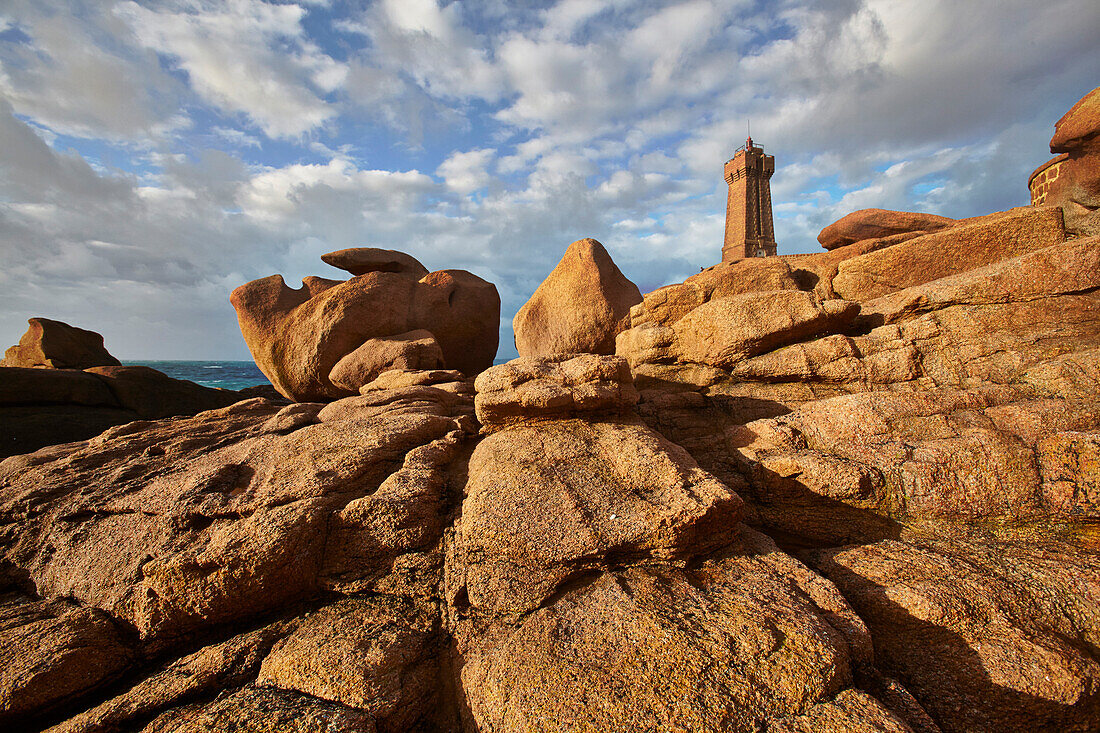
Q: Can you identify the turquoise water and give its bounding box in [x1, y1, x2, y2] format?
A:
[123, 361, 271, 391]
[123, 357, 513, 391]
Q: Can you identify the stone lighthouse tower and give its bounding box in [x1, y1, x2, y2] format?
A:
[722, 136, 777, 260]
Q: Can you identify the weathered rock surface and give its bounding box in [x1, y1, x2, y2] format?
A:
[617, 290, 860, 370]
[7, 94, 1100, 733]
[141, 685, 375, 733]
[513, 238, 642, 357]
[0, 364, 250, 459]
[629, 256, 805, 328]
[818, 209, 955, 251]
[328, 329, 445, 392]
[832, 206, 1065, 301]
[450, 416, 743, 615]
[1050, 85, 1100, 153]
[1, 318, 121, 369]
[0, 391, 470, 644]
[231, 254, 499, 401]
[473, 353, 637, 429]
[48, 620, 296, 733]
[0, 381, 475, 730]
[322, 247, 430, 278]
[454, 529, 907, 732]
[672, 292, 860, 369]
[1045, 86, 1100, 237]
[0, 596, 133, 727]
[809, 538, 1100, 732]
[257, 596, 440, 730]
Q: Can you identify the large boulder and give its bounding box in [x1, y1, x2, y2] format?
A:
[617, 291, 860, 371]
[455, 529, 908, 732]
[0, 598, 134, 727]
[321, 247, 430, 278]
[513, 238, 642, 357]
[473, 353, 638, 430]
[327, 330, 444, 392]
[831, 206, 1065, 302]
[809, 538, 1100, 732]
[450, 417, 743, 615]
[1050, 85, 1100, 153]
[1045, 86, 1100, 237]
[231, 252, 500, 401]
[1, 318, 120, 369]
[629, 257, 805, 329]
[817, 209, 955, 251]
[672, 292, 860, 370]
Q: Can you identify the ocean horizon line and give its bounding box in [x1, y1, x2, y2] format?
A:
[121, 358, 514, 391]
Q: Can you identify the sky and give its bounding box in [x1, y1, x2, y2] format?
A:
[0, 0, 1097, 361]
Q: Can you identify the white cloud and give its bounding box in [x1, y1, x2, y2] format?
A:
[0, 1, 185, 140]
[344, 0, 506, 102]
[114, 0, 345, 139]
[212, 126, 261, 149]
[239, 159, 436, 224]
[437, 148, 496, 194]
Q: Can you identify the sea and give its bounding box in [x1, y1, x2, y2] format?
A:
[123, 361, 271, 391]
[123, 358, 515, 391]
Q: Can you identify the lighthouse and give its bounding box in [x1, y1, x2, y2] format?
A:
[722, 136, 777, 260]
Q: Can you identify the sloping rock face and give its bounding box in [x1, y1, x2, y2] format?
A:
[0, 369, 478, 731]
[612, 203, 1100, 730]
[830, 206, 1064, 301]
[231, 250, 499, 401]
[807, 539, 1100, 732]
[449, 356, 917, 731]
[513, 238, 642, 357]
[2, 318, 121, 369]
[1, 359, 925, 732]
[1045, 85, 1100, 237]
[0, 365, 248, 459]
[818, 209, 955, 251]
[6, 98, 1100, 731]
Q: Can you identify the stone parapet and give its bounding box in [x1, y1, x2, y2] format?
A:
[1028, 153, 1069, 206]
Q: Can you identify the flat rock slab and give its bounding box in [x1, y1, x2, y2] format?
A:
[321, 247, 429, 278]
[832, 206, 1065, 302]
[818, 208, 955, 251]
